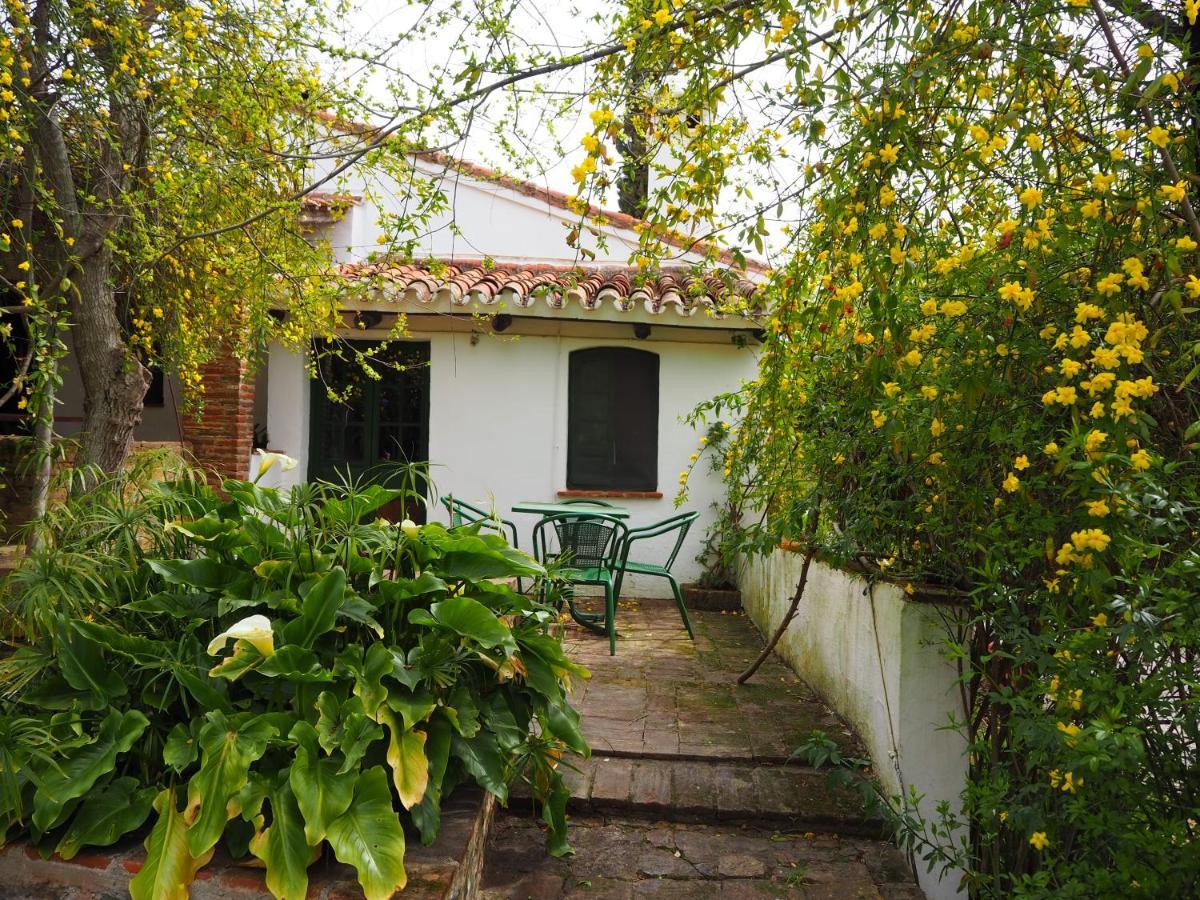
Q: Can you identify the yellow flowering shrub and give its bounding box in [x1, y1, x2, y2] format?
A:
[645, 2, 1200, 896]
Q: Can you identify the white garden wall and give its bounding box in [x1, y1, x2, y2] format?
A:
[263, 329, 757, 595]
[738, 549, 968, 900]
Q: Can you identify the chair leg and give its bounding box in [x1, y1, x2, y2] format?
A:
[605, 582, 617, 655]
[668, 575, 694, 640]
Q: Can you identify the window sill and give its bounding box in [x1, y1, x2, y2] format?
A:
[558, 489, 663, 500]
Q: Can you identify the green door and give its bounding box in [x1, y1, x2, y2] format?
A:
[308, 340, 430, 520]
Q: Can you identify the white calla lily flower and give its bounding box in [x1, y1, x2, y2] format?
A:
[400, 519, 420, 538]
[207, 614, 276, 658]
[255, 450, 298, 479]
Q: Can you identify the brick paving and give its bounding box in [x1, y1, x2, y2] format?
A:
[485, 601, 925, 898]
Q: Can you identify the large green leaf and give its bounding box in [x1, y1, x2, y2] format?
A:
[184, 712, 277, 857]
[338, 643, 392, 720]
[257, 646, 335, 682]
[248, 775, 310, 900]
[55, 619, 126, 702]
[289, 722, 354, 845]
[147, 557, 241, 590]
[316, 693, 383, 774]
[55, 776, 155, 859]
[431, 532, 545, 579]
[428, 596, 516, 651]
[31, 709, 149, 834]
[281, 568, 347, 649]
[540, 700, 589, 757]
[325, 767, 408, 900]
[381, 710, 429, 810]
[410, 714, 452, 845]
[451, 731, 509, 802]
[386, 688, 437, 732]
[130, 788, 214, 900]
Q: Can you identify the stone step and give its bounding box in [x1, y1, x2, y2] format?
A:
[517, 757, 885, 837]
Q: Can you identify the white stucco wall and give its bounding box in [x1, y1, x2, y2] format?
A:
[262, 329, 756, 596]
[738, 551, 968, 900]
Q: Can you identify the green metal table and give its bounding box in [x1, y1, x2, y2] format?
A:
[510, 501, 630, 518]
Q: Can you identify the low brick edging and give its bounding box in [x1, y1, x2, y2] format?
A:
[0, 788, 495, 900]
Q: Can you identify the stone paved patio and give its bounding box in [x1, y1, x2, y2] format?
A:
[484, 601, 924, 898]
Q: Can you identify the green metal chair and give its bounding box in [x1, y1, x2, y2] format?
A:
[613, 510, 700, 640]
[559, 498, 619, 507]
[532, 512, 629, 655]
[440, 495, 524, 592]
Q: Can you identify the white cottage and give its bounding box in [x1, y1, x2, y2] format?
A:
[28, 151, 764, 595]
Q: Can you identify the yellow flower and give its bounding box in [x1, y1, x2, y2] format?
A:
[1043, 442, 1059, 456]
[1086, 499, 1109, 517]
[902, 349, 922, 366]
[1030, 832, 1049, 851]
[1092, 612, 1109, 627]
[868, 222, 888, 240]
[1161, 181, 1187, 203]
[1014, 455, 1029, 471]
[9, 218, 22, 229]
[1130, 449, 1151, 470]
[1136, 43, 1153, 61]
[1080, 198, 1101, 218]
[1084, 429, 1107, 453]
[883, 381, 901, 398]
[653, 7, 671, 26]
[1024, 134, 1044, 151]
[930, 418, 945, 437]
[1018, 186, 1043, 209]
[1176, 236, 1198, 252]
[1071, 528, 1110, 552]
[1148, 126, 1171, 149]
[581, 134, 600, 153]
[878, 143, 899, 164]
[880, 185, 897, 206]
[871, 409, 888, 428]
[1002, 473, 1020, 493]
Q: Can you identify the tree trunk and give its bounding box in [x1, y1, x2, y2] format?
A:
[70, 248, 149, 475]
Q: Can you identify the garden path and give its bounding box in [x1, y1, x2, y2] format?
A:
[483, 600, 924, 898]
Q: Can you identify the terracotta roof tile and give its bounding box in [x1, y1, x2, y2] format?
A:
[336, 259, 760, 319]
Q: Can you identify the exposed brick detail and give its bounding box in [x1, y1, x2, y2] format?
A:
[181, 355, 255, 484]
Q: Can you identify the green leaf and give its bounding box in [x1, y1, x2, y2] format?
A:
[163, 723, 199, 773]
[147, 558, 240, 590]
[381, 710, 429, 809]
[343, 643, 392, 720]
[56, 619, 127, 702]
[130, 788, 214, 900]
[289, 722, 355, 845]
[541, 777, 571, 858]
[55, 777, 156, 859]
[282, 568, 347, 649]
[316, 693, 383, 775]
[184, 712, 277, 858]
[429, 596, 515, 651]
[248, 776, 310, 900]
[257, 646, 335, 682]
[541, 700, 589, 757]
[443, 684, 481, 738]
[208, 642, 265, 681]
[325, 767, 408, 899]
[451, 731, 509, 802]
[386, 688, 437, 732]
[411, 714, 452, 845]
[32, 709, 149, 834]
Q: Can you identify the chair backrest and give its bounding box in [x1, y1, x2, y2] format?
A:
[559, 498, 618, 507]
[628, 510, 701, 570]
[532, 512, 628, 571]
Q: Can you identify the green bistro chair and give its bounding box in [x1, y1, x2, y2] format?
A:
[532, 512, 630, 655]
[440, 495, 524, 592]
[614, 510, 700, 640]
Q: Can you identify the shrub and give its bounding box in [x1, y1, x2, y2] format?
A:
[0, 463, 587, 899]
[680, 6, 1200, 898]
